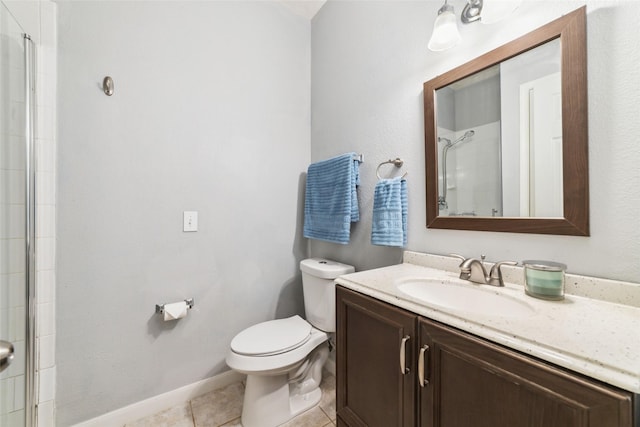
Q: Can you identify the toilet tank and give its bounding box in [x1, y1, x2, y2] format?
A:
[300, 258, 355, 332]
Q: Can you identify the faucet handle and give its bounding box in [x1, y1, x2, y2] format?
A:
[488, 261, 518, 286]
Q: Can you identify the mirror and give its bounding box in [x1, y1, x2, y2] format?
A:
[436, 39, 562, 218]
[424, 6, 588, 235]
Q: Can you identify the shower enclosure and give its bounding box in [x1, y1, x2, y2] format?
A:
[0, 2, 37, 426]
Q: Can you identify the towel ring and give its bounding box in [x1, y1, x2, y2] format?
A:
[376, 158, 408, 180]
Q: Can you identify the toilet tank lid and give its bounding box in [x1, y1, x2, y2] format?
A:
[300, 258, 355, 279]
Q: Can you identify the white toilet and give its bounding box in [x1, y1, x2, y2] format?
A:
[226, 258, 354, 427]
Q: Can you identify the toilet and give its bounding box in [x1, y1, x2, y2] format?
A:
[226, 258, 355, 427]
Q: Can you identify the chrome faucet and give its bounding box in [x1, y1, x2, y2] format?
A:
[451, 254, 517, 287]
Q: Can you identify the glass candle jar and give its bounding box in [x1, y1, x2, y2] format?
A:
[522, 260, 567, 301]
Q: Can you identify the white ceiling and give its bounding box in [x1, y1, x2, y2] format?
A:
[279, 0, 327, 19]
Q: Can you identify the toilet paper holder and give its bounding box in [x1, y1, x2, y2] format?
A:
[155, 298, 194, 314]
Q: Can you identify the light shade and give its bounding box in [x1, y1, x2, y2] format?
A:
[428, 3, 461, 52]
[481, 0, 522, 24]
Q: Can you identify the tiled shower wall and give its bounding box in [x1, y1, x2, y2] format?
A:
[35, 2, 57, 425]
[0, 1, 57, 425]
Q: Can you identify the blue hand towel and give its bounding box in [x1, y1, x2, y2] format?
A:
[371, 177, 408, 247]
[303, 153, 360, 244]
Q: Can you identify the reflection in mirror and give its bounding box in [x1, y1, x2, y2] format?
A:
[424, 6, 589, 235]
[436, 39, 562, 218]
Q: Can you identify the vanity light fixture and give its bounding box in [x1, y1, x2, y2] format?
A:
[429, 0, 522, 51]
[461, 0, 483, 24]
[427, 0, 461, 52]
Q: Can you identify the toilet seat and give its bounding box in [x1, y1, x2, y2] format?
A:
[230, 315, 312, 357]
[226, 326, 328, 376]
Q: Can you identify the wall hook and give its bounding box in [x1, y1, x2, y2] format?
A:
[103, 76, 114, 96]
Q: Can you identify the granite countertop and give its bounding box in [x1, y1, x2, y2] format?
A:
[335, 252, 640, 394]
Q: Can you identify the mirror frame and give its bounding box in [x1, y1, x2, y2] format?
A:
[424, 6, 588, 236]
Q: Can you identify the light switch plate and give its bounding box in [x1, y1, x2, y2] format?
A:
[183, 211, 198, 232]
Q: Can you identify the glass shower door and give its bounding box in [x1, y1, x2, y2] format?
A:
[0, 3, 35, 426]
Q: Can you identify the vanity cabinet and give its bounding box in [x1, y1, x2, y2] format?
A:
[336, 285, 416, 426]
[336, 286, 633, 427]
[418, 318, 633, 427]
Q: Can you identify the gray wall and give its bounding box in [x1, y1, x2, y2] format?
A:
[56, 1, 310, 424]
[436, 87, 455, 131]
[435, 75, 502, 132]
[310, 0, 640, 282]
[453, 75, 501, 130]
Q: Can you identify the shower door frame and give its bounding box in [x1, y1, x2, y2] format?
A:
[24, 32, 38, 427]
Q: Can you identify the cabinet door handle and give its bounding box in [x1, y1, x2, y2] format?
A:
[418, 344, 430, 387]
[399, 335, 410, 375]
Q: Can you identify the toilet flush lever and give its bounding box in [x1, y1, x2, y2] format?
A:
[399, 335, 410, 375]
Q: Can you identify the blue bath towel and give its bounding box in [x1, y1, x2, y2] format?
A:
[371, 177, 408, 247]
[303, 153, 360, 244]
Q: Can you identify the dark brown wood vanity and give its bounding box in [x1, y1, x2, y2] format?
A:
[336, 286, 634, 427]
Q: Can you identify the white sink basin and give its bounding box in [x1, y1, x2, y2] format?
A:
[396, 278, 535, 318]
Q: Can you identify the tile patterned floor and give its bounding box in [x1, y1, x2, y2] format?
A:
[124, 373, 336, 427]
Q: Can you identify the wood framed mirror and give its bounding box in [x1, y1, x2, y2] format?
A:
[424, 6, 588, 235]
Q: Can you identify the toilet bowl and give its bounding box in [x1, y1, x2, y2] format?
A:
[225, 258, 354, 427]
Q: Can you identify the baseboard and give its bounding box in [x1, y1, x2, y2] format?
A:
[73, 370, 245, 427]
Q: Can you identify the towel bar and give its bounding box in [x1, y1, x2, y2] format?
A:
[353, 154, 364, 163]
[376, 158, 408, 180]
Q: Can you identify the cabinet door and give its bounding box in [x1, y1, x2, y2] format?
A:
[418, 318, 633, 427]
[336, 287, 417, 427]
